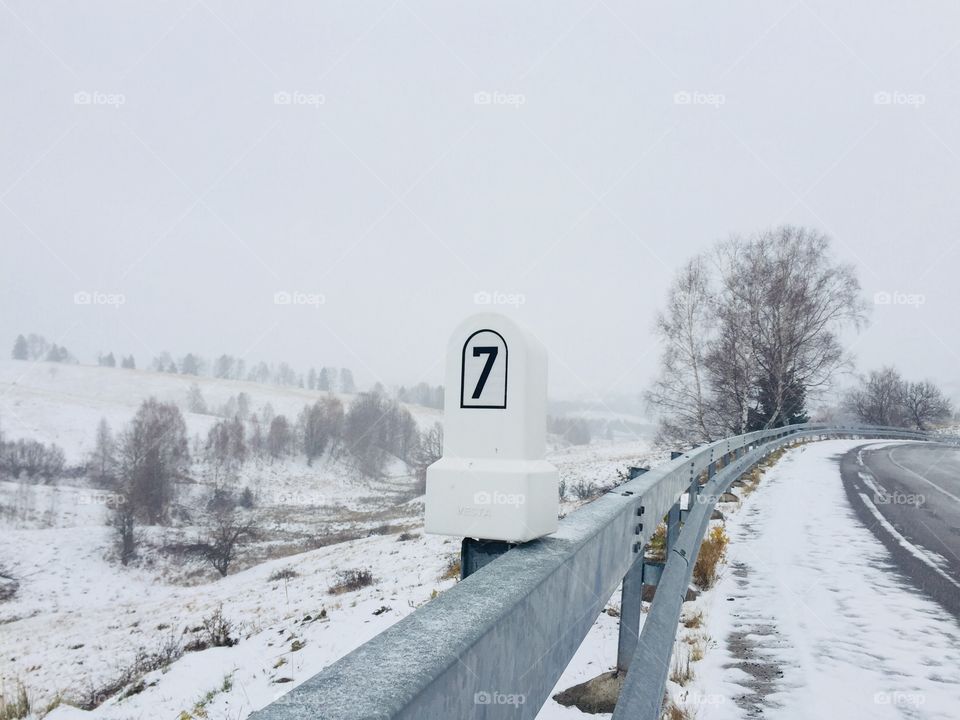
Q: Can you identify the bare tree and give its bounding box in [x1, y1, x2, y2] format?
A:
[718, 227, 864, 429]
[343, 392, 421, 476]
[645, 256, 718, 444]
[298, 396, 344, 464]
[205, 416, 246, 478]
[412, 422, 443, 494]
[648, 226, 865, 444]
[705, 239, 761, 436]
[192, 511, 258, 577]
[117, 399, 190, 524]
[235, 392, 250, 420]
[186, 383, 207, 414]
[844, 367, 906, 426]
[266, 415, 293, 458]
[109, 491, 139, 566]
[88, 418, 117, 487]
[343, 393, 387, 475]
[902, 381, 952, 430]
[248, 415, 264, 457]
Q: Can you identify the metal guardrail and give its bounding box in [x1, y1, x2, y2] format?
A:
[249, 423, 933, 720]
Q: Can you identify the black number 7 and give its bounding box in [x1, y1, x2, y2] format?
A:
[471, 346, 499, 399]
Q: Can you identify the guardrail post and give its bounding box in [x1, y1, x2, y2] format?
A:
[616, 557, 644, 673]
[460, 538, 513, 579]
[666, 500, 681, 551]
[689, 460, 701, 503]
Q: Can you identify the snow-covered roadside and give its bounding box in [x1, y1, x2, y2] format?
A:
[689, 440, 960, 720]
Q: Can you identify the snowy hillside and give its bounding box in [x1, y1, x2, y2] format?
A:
[0, 359, 441, 463]
[0, 357, 658, 718]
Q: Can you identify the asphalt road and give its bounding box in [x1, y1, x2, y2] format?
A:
[840, 442, 960, 618]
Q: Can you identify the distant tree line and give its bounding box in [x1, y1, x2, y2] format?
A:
[11, 333, 77, 364]
[397, 383, 444, 409]
[844, 367, 953, 430]
[148, 351, 358, 394]
[10, 335, 443, 411]
[97, 352, 136, 369]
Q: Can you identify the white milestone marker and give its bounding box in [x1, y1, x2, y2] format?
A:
[425, 313, 559, 543]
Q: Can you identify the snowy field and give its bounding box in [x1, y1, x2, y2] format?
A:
[0, 359, 658, 718]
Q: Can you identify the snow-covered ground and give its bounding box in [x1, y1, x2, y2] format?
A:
[30, 362, 956, 719]
[534, 439, 960, 720]
[7, 378, 958, 720]
[687, 440, 960, 720]
[0, 443, 657, 719]
[0, 359, 660, 718]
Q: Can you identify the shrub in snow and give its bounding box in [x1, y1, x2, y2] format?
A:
[328, 569, 375, 594]
[693, 525, 729, 589]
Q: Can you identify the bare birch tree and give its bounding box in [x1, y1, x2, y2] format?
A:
[645, 256, 718, 444]
[649, 226, 865, 444]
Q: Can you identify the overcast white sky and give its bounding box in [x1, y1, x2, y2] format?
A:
[2, 1, 959, 403]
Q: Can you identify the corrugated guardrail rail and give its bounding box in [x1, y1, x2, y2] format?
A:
[250, 423, 936, 720]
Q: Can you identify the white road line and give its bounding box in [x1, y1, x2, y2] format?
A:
[856, 491, 960, 588]
[887, 447, 960, 504]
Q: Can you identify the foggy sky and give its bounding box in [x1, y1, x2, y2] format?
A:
[2, 1, 959, 404]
